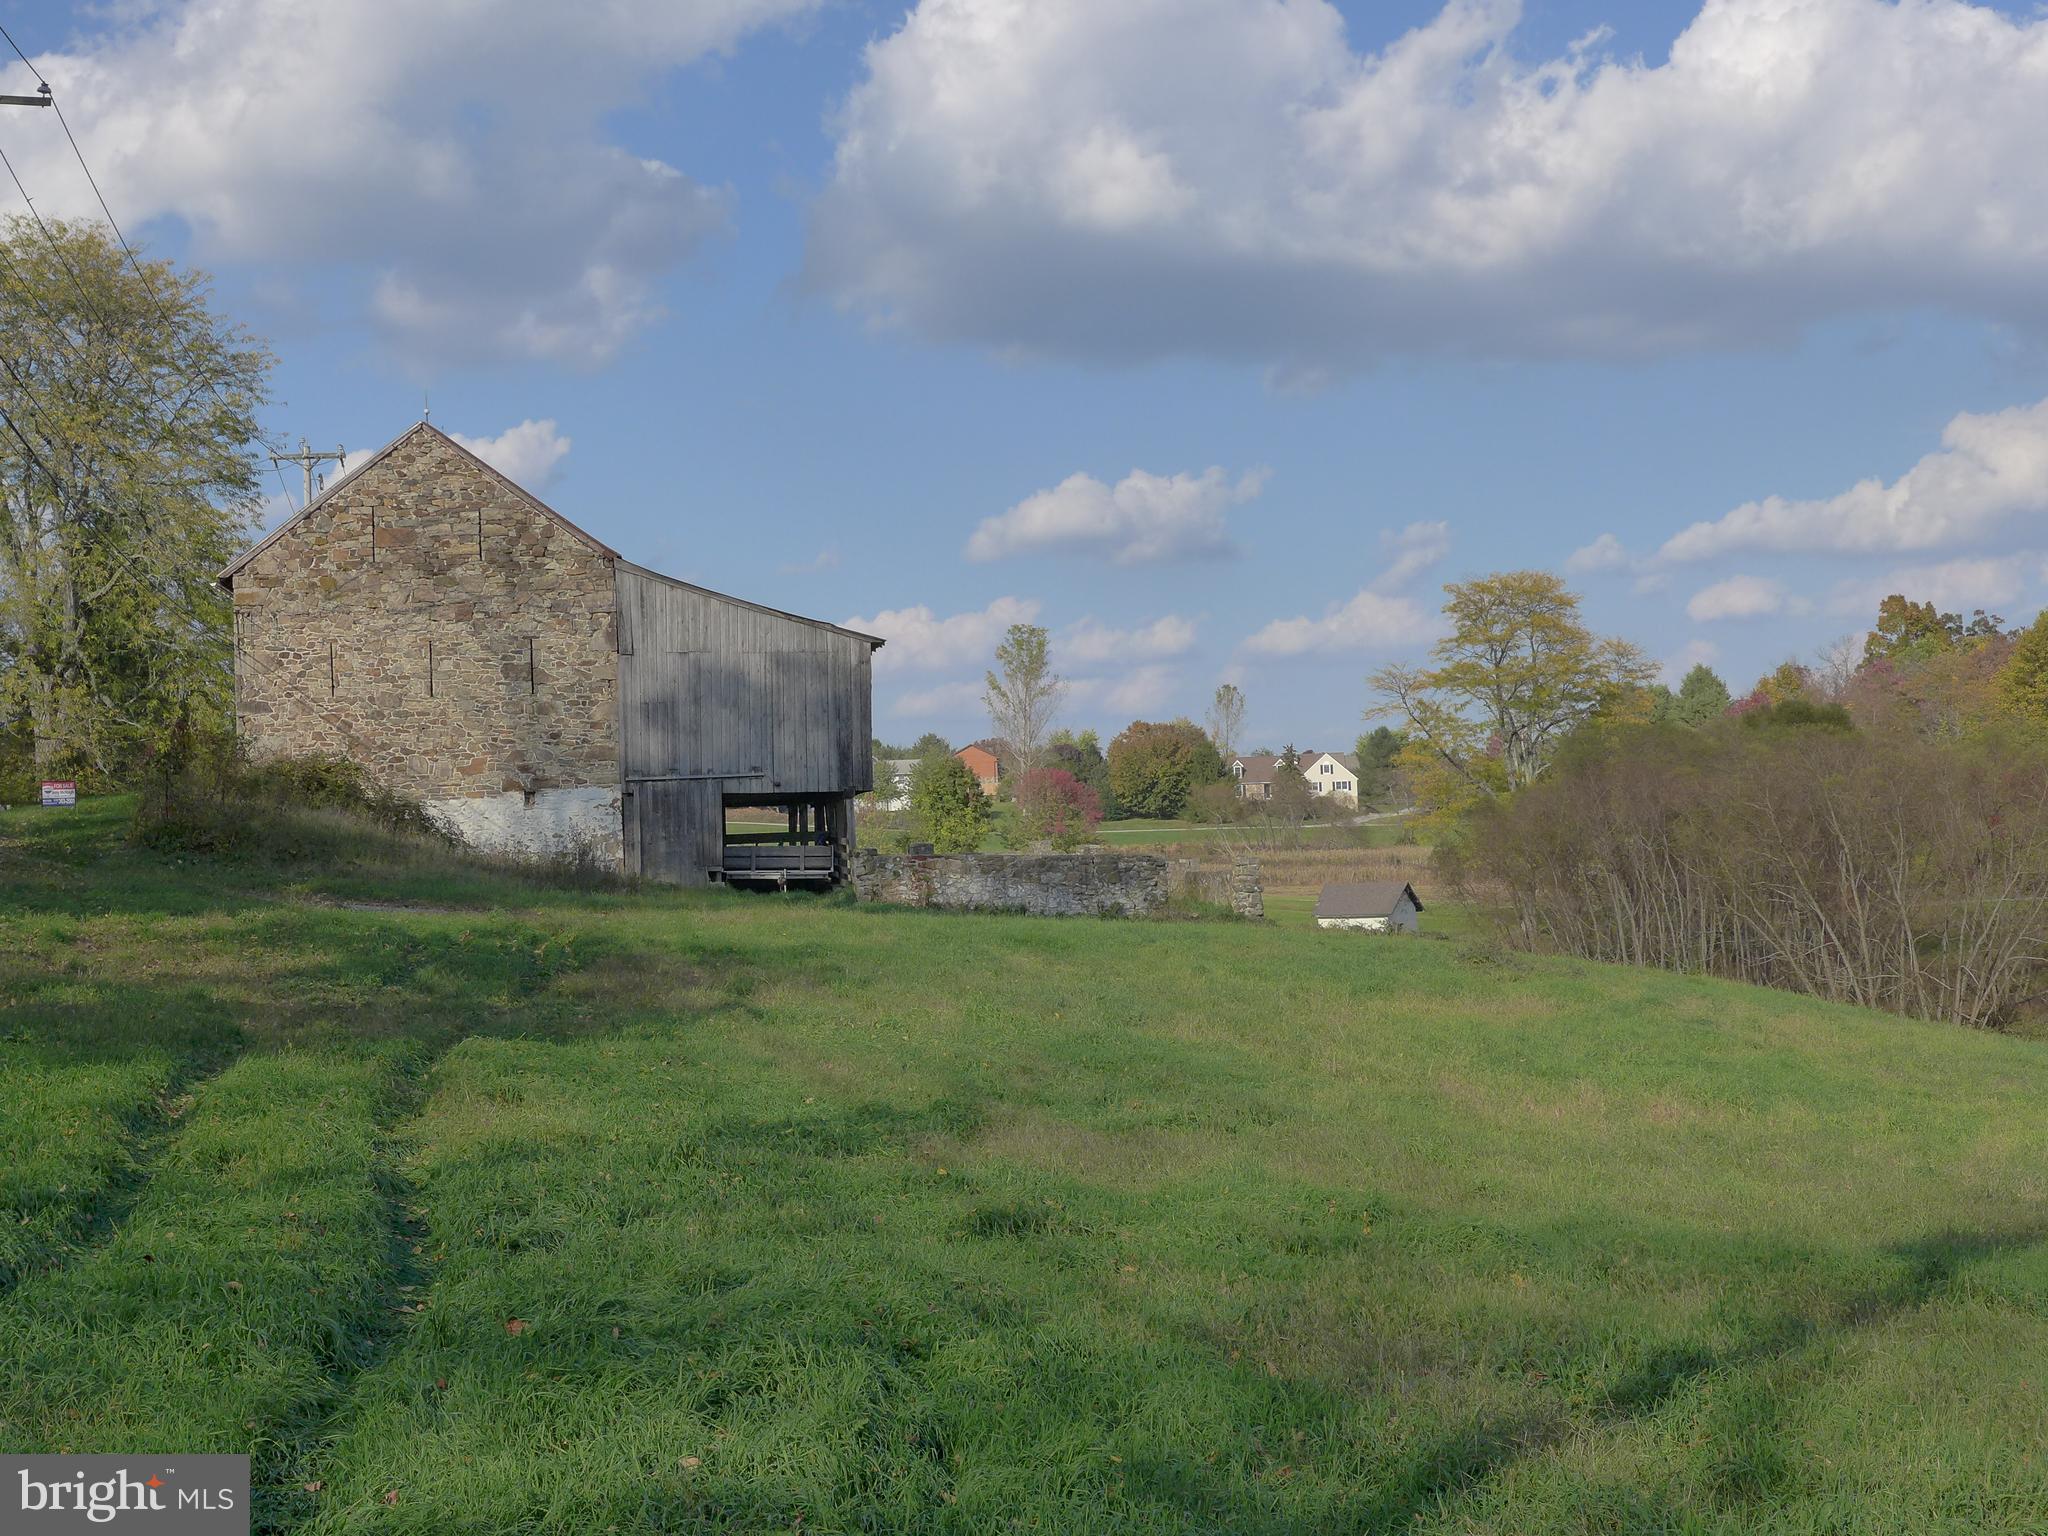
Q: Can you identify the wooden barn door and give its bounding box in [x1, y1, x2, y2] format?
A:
[622, 779, 723, 886]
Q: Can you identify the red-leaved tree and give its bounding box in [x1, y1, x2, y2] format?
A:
[1015, 768, 1102, 850]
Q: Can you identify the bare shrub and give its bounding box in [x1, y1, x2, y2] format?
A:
[1451, 726, 2048, 1029]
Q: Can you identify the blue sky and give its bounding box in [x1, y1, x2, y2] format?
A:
[7, 0, 2048, 751]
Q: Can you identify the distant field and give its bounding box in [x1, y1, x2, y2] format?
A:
[4, 799, 2045, 1533]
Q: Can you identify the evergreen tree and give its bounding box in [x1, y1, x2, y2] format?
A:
[1672, 664, 1732, 726]
[908, 755, 992, 851]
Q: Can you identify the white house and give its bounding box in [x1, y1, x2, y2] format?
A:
[1231, 750, 1360, 807]
[1314, 880, 1423, 932]
[872, 759, 919, 812]
[1300, 752, 1360, 808]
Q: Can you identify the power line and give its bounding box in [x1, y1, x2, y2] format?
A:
[0, 21, 48, 86]
[0, 16, 300, 510]
[0, 21, 303, 707]
[0, 128, 298, 514]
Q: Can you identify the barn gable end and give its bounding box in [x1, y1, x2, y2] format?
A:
[223, 423, 625, 863]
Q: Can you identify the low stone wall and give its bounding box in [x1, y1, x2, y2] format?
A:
[1169, 857, 1265, 919]
[851, 849, 1168, 917]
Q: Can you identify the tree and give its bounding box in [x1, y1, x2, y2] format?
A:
[0, 217, 272, 777]
[1106, 718, 1223, 819]
[909, 732, 953, 759]
[1047, 728, 1115, 817]
[1863, 595, 1953, 665]
[1861, 594, 2007, 669]
[1271, 744, 1312, 825]
[868, 759, 905, 807]
[1353, 725, 1407, 805]
[1999, 611, 2048, 723]
[1670, 663, 1731, 726]
[1205, 683, 1245, 761]
[1754, 660, 1815, 706]
[908, 754, 991, 852]
[1014, 767, 1102, 849]
[982, 624, 1063, 779]
[1368, 571, 1655, 814]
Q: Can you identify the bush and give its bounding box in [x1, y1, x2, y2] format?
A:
[1185, 782, 1250, 825]
[1014, 768, 1102, 850]
[133, 728, 448, 856]
[1739, 696, 1853, 732]
[1452, 724, 2048, 1029]
[908, 754, 992, 853]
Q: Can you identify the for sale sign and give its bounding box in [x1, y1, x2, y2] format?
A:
[40, 780, 76, 807]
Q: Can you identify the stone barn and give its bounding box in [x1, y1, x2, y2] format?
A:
[220, 422, 883, 886]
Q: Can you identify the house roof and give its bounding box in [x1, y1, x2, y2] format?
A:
[1236, 751, 1338, 784]
[1314, 880, 1423, 919]
[1234, 753, 1279, 783]
[218, 422, 884, 650]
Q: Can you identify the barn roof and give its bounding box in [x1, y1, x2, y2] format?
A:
[1314, 880, 1423, 919]
[217, 422, 883, 649]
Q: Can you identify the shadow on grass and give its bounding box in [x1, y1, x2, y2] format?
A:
[1359, 1222, 2048, 1529]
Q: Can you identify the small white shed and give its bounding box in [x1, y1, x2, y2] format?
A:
[1315, 880, 1423, 933]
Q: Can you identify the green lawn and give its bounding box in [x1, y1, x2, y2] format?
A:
[3, 799, 2046, 1533]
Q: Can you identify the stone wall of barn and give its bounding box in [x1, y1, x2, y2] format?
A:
[849, 849, 1169, 917]
[228, 427, 623, 866]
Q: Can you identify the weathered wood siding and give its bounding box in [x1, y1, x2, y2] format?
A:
[623, 778, 724, 888]
[615, 562, 876, 885]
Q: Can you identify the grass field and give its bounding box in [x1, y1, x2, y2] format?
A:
[3, 799, 2046, 1533]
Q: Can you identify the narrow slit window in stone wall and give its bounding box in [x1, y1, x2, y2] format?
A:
[527, 637, 536, 695]
[427, 637, 435, 698]
[328, 640, 336, 695]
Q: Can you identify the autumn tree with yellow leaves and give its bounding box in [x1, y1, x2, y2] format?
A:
[1368, 570, 1655, 821]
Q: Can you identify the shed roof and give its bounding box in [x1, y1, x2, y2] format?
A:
[1314, 880, 1423, 919]
[217, 422, 883, 649]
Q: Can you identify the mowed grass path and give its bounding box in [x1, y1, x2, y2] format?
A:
[2, 803, 2045, 1532]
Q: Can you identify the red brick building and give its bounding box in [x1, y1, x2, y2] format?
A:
[954, 742, 1000, 796]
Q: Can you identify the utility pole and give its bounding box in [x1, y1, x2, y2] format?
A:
[0, 83, 51, 109]
[270, 438, 345, 505]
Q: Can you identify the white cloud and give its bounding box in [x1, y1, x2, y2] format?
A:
[967, 467, 1263, 564]
[1663, 397, 2048, 562]
[1567, 533, 1632, 574]
[890, 680, 986, 718]
[1825, 556, 2039, 619]
[1243, 591, 1429, 657]
[810, 0, 2048, 371]
[5, 0, 814, 367]
[1372, 521, 1451, 592]
[843, 596, 1042, 672]
[450, 419, 572, 489]
[1685, 575, 1795, 622]
[1660, 638, 1719, 685]
[1059, 615, 1197, 665]
[778, 548, 843, 576]
[1067, 665, 1178, 716]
